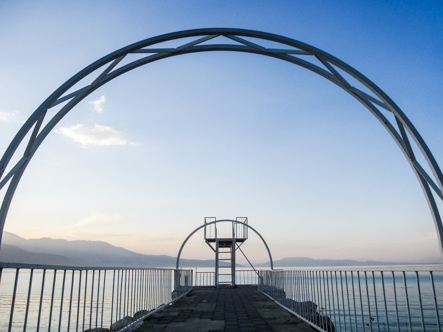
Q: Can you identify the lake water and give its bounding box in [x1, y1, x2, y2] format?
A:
[0, 268, 175, 331]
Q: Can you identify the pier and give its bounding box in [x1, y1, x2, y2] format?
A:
[136, 286, 316, 331]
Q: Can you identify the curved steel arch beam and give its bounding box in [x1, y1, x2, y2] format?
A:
[175, 219, 274, 270]
[0, 28, 442, 260]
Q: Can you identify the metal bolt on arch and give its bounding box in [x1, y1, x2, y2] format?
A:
[0, 28, 442, 261]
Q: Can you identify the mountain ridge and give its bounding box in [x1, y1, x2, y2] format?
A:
[1, 232, 439, 267]
[0, 232, 217, 267]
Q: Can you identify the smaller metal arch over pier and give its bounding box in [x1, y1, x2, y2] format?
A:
[176, 218, 273, 287]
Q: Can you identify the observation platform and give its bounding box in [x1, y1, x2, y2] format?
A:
[135, 286, 316, 332]
[205, 237, 247, 247]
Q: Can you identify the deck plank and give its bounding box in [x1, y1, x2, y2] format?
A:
[136, 285, 317, 332]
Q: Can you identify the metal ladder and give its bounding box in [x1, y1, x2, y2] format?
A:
[215, 239, 236, 287]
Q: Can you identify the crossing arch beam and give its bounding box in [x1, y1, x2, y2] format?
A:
[0, 28, 442, 260]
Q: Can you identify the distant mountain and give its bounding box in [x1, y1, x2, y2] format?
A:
[2, 233, 438, 268]
[0, 232, 218, 268]
[0, 244, 83, 266]
[256, 256, 440, 267]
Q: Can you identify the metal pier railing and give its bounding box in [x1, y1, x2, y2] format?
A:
[3, 263, 442, 331]
[195, 269, 259, 286]
[0, 263, 192, 331]
[259, 266, 443, 332]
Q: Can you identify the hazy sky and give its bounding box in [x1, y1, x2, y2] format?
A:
[0, 1, 442, 264]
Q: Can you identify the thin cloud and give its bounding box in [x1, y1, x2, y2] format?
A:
[88, 95, 106, 113]
[0, 110, 18, 122]
[42, 214, 124, 240]
[74, 214, 111, 228]
[55, 124, 132, 146]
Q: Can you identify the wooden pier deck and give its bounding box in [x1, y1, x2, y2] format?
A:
[135, 286, 317, 332]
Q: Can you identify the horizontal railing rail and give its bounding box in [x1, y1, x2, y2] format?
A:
[0, 262, 192, 331]
[270, 265, 443, 272]
[259, 267, 443, 332]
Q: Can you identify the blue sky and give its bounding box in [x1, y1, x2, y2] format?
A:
[0, 1, 442, 264]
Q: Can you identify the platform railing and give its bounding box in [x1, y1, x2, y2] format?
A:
[195, 269, 259, 286]
[259, 267, 443, 332]
[0, 263, 192, 331]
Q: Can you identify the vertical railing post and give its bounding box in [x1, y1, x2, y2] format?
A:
[310, 271, 316, 325]
[430, 271, 441, 332]
[357, 271, 366, 332]
[372, 271, 380, 332]
[8, 268, 19, 332]
[326, 271, 333, 332]
[340, 271, 348, 332]
[174, 269, 181, 296]
[403, 271, 412, 332]
[83, 270, 88, 331]
[58, 269, 67, 331]
[123, 269, 127, 317]
[48, 269, 57, 331]
[313, 271, 319, 327]
[67, 270, 75, 332]
[24, 268, 34, 332]
[143, 269, 148, 309]
[381, 271, 390, 332]
[350, 271, 358, 332]
[95, 270, 101, 328]
[101, 270, 106, 329]
[36, 269, 46, 332]
[330, 271, 337, 330]
[129, 270, 133, 317]
[415, 271, 426, 332]
[110, 270, 116, 326]
[76, 270, 82, 332]
[364, 271, 372, 332]
[322, 271, 328, 329]
[334, 271, 342, 332]
[392, 271, 401, 332]
[118, 269, 123, 322]
[89, 270, 95, 330]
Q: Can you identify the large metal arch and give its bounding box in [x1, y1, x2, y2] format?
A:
[0, 28, 442, 260]
[175, 219, 274, 270]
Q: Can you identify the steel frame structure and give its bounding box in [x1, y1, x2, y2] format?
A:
[0, 28, 442, 259]
[175, 219, 274, 270]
